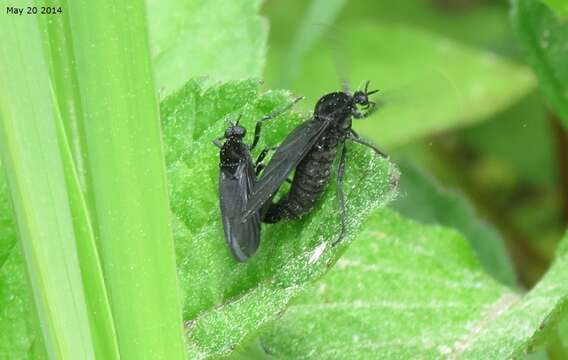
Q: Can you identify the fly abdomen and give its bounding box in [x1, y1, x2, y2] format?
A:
[263, 135, 338, 223]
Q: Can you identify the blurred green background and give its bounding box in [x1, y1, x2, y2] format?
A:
[261, 0, 567, 289]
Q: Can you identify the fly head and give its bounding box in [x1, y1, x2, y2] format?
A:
[352, 80, 379, 117]
[224, 116, 247, 140]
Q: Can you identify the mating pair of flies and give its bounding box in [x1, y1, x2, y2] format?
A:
[214, 81, 386, 262]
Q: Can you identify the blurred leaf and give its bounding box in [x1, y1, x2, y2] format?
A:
[0, 177, 40, 359]
[540, 0, 568, 19]
[344, 0, 515, 54]
[459, 93, 556, 188]
[161, 80, 399, 358]
[261, 211, 568, 359]
[266, 21, 536, 148]
[265, 0, 516, 56]
[454, 93, 563, 282]
[557, 315, 568, 354]
[277, 0, 347, 88]
[392, 162, 517, 287]
[147, 0, 267, 98]
[512, 0, 568, 128]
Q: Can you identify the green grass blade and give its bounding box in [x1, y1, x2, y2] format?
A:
[38, 4, 121, 358]
[64, 0, 187, 358]
[0, 0, 187, 358]
[0, 13, 99, 359]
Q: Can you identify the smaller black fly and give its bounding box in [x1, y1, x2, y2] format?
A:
[242, 81, 387, 245]
[215, 98, 301, 261]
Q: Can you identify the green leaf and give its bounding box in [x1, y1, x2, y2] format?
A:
[147, 0, 268, 98]
[0, 247, 41, 359]
[392, 162, 517, 287]
[261, 210, 568, 359]
[0, 175, 42, 359]
[266, 21, 536, 147]
[265, 0, 518, 60]
[512, 0, 568, 128]
[540, 0, 568, 19]
[160, 80, 399, 358]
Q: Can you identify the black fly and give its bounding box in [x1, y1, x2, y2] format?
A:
[242, 81, 386, 245]
[215, 99, 301, 261]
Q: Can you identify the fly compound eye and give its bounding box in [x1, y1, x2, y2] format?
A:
[353, 91, 369, 106]
[236, 126, 247, 138]
[225, 125, 247, 139]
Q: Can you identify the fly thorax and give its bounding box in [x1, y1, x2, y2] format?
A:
[220, 141, 246, 168]
[314, 92, 352, 122]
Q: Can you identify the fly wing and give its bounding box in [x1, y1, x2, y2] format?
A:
[219, 159, 260, 262]
[242, 118, 331, 221]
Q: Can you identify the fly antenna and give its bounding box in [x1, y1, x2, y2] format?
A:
[364, 80, 379, 96]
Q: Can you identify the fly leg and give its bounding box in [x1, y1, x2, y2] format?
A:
[254, 147, 278, 176]
[254, 147, 270, 176]
[250, 96, 303, 150]
[348, 130, 388, 158]
[332, 144, 348, 246]
[213, 138, 224, 148]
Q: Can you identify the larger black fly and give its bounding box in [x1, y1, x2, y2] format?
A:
[243, 81, 386, 245]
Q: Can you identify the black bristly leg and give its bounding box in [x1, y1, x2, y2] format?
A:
[254, 147, 270, 175]
[250, 96, 304, 150]
[348, 131, 388, 158]
[254, 147, 279, 176]
[332, 144, 348, 246]
[254, 148, 270, 165]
